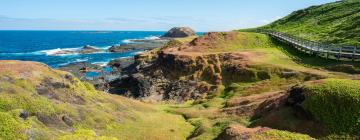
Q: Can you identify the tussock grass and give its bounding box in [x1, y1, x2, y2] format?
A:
[303, 79, 360, 134]
[258, 0, 360, 45]
[0, 61, 193, 140]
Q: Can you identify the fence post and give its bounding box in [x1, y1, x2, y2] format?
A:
[317, 43, 320, 57]
[310, 41, 314, 55]
[354, 46, 357, 62]
[324, 46, 329, 59]
[338, 47, 342, 61]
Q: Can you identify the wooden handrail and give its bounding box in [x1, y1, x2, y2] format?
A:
[255, 29, 360, 61]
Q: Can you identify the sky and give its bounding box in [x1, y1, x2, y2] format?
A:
[0, 0, 337, 31]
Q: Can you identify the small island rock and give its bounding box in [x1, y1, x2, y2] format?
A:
[162, 27, 195, 38]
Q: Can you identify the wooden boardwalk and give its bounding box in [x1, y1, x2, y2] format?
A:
[258, 30, 360, 61]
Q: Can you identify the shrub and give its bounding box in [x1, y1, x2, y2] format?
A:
[254, 129, 315, 140]
[59, 129, 118, 140]
[302, 79, 360, 134]
[0, 112, 28, 139]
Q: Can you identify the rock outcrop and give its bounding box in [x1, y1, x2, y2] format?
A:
[108, 32, 322, 102]
[78, 45, 101, 54]
[51, 45, 101, 55]
[216, 125, 269, 140]
[108, 39, 169, 52]
[108, 57, 135, 69]
[162, 27, 196, 38]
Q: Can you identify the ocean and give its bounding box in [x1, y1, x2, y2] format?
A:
[0, 31, 166, 68]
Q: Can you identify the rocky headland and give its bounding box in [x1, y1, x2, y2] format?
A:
[162, 27, 196, 38]
[51, 45, 102, 56]
[108, 39, 169, 52]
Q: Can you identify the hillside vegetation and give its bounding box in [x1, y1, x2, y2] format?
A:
[302, 79, 360, 134]
[260, 0, 360, 46]
[130, 31, 354, 139]
[0, 60, 193, 140]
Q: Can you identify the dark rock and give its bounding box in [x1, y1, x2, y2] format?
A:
[58, 62, 122, 92]
[62, 115, 74, 126]
[107, 57, 214, 101]
[287, 85, 305, 105]
[51, 45, 102, 55]
[78, 45, 101, 54]
[108, 45, 133, 53]
[19, 110, 29, 119]
[58, 62, 101, 77]
[287, 85, 314, 120]
[108, 40, 168, 53]
[162, 27, 195, 38]
[108, 58, 135, 69]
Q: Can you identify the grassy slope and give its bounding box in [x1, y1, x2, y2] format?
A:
[0, 60, 193, 140]
[163, 33, 342, 139]
[165, 2, 360, 137]
[259, 0, 360, 45]
[205, 32, 355, 77]
[302, 79, 360, 134]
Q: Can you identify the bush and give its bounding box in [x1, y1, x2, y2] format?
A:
[0, 112, 28, 139]
[254, 129, 315, 140]
[59, 129, 117, 140]
[303, 79, 360, 134]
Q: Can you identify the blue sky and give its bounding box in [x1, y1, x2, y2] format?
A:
[0, 0, 337, 31]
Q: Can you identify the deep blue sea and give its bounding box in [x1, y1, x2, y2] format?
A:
[0, 31, 166, 68]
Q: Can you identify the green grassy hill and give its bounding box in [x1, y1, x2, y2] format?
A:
[0, 60, 193, 140]
[259, 0, 360, 46]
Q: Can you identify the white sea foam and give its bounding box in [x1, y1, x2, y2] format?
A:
[144, 36, 160, 40]
[122, 39, 133, 43]
[92, 61, 108, 67]
[99, 46, 113, 49]
[121, 35, 161, 44]
[38, 47, 81, 56]
[75, 58, 89, 62]
[57, 58, 89, 67]
[132, 51, 145, 55]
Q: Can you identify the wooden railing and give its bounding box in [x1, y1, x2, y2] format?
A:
[257, 30, 360, 61]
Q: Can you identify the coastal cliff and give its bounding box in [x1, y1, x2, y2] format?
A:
[108, 26, 359, 139]
[109, 32, 324, 102]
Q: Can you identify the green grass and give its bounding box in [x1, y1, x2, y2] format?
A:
[201, 32, 279, 53]
[162, 96, 251, 140]
[59, 129, 117, 140]
[302, 78, 360, 134]
[0, 61, 193, 140]
[0, 112, 29, 139]
[272, 38, 360, 72]
[257, 0, 360, 45]
[253, 129, 316, 140]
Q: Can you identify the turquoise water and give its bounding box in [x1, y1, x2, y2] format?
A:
[0, 31, 165, 67]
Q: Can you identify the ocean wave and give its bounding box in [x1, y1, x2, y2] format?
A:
[99, 46, 113, 49]
[121, 39, 131, 43]
[38, 46, 111, 56]
[122, 35, 161, 43]
[38, 47, 81, 56]
[57, 58, 89, 67]
[92, 61, 108, 67]
[144, 36, 161, 40]
[75, 58, 89, 62]
[132, 51, 144, 55]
